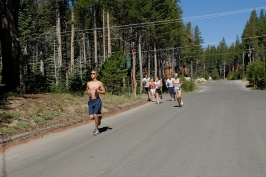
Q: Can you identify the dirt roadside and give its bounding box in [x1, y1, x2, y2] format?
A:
[0, 96, 148, 152]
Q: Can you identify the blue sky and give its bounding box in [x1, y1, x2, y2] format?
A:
[178, 1, 266, 47]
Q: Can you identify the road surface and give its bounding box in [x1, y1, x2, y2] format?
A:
[1, 80, 266, 177]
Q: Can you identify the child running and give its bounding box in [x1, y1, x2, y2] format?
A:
[172, 73, 182, 107]
[155, 77, 162, 104]
[149, 78, 156, 102]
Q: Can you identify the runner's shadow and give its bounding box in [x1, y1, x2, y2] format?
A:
[99, 126, 112, 133]
[173, 105, 180, 107]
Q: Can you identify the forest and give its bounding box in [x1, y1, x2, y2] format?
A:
[0, 0, 266, 95]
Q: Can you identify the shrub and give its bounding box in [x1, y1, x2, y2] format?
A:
[101, 49, 127, 95]
[246, 61, 265, 89]
[227, 71, 240, 80]
[210, 69, 220, 80]
[180, 76, 196, 92]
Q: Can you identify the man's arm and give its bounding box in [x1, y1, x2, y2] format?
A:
[86, 82, 91, 95]
[96, 82, 106, 94]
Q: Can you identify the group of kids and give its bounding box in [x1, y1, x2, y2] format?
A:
[142, 73, 183, 107]
[86, 70, 183, 135]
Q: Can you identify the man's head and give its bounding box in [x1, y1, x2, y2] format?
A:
[168, 73, 172, 79]
[90, 70, 98, 79]
[145, 74, 148, 78]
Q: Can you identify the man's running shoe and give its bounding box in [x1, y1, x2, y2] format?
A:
[93, 129, 100, 135]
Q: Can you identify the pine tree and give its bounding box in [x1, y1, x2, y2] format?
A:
[101, 49, 128, 94]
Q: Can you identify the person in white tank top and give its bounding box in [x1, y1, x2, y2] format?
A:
[172, 73, 182, 107]
[142, 74, 150, 101]
[149, 78, 156, 102]
[155, 77, 162, 104]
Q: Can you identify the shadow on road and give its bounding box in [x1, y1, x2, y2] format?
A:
[1, 136, 7, 177]
[99, 126, 112, 133]
[173, 105, 181, 108]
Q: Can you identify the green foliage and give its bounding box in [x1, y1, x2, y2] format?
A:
[68, 75, 84, 92]
[101, 49, 128, 95]
[24, 72, 51, 93]
[180, 76, 196, 92]
[0, 127, 16, 135]
[18, 4, 37, 46]
[200, 70, 209, 80]
[15, 122, 31, 130]
[227, 71, 240, 80]
[210, 69, 220, 80]
[246, 61, 266, 89]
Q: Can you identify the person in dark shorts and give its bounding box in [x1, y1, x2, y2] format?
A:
[86, 70, 106, 135]
[154, 76, 162, 104]
[142, 74, 150, 101]
[165, 73, 175, 101]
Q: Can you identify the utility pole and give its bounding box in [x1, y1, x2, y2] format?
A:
[107, 10, 111, 58]
[103, 9, 106, 62]
[190, 61, 193, 77]
[131, 44, 136, 97]
[138, 35, 143, 94]
[246, 46, 254, 63]
[242, 51, 245, 78]
[223, 60, 225, 79]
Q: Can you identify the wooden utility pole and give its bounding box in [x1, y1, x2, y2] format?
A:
[246, 46, 254, 63]
[132, 47, 136, 97]
[138, 35, 143, 94]
[223, 60, 225, 79]
[190, 61, 193, 77]
[107, 10, 111, 58]
[242, 51, 245, 78]
[103, 9, 106, 62]
[154, 46, 157, 78]
[171, 48, 175, 74]
[148, 51, 151, 77]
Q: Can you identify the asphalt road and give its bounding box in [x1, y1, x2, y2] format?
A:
[1, 80, 266, 177]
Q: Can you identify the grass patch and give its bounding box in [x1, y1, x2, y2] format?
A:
[12, 112, 20, 120]
[1, 127, 16, 135]
[42, 112, 54, 120]
[34, 118, 47, 125]
[15, 122, 31, 130]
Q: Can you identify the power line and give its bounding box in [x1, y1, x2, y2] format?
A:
[72, 6, 266, 33]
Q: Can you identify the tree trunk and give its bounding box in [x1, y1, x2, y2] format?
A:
[107, 10, 111, 58]
[83, 33, 86, 62]
[93, 7, 97, 65]
[56, 2, 62, 68]
[0, 0, 20, 93]
[154, 46, 157, 78]
[70, 0, 75, 73]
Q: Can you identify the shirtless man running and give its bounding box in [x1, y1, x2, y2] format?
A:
[86, 70, 106, 135]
